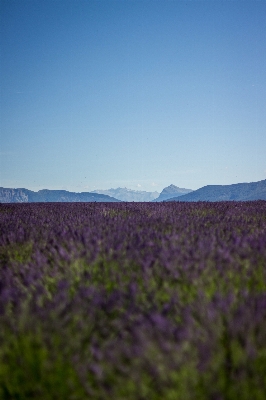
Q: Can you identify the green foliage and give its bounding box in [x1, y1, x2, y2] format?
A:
[0, 242, 33, 264]
[0, 330, 86, 400]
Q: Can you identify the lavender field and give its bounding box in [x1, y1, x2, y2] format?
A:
[1, 201, 266, 399]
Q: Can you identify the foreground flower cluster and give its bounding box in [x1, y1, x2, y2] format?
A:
[0, 201, 266, 399]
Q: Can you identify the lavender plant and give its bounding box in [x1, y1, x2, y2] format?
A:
[0, 201, 266, 399]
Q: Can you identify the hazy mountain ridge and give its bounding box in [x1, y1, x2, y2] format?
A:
[153, 184, 193, 202]
[92, 187, 159, 202]
[0, 188, 121, 203]
[166, 179, 266, 202]
[1, 179, 266, 203]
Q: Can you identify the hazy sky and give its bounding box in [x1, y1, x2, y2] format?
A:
[1, 0, 265, 193]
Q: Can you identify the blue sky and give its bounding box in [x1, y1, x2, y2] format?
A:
[1, 0, 265, 193]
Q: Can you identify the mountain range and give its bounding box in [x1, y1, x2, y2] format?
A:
[166, 179, 266, 202]
[92, 187, 159, 202]
[0, 188, 121, 203]
[1, 179, 265, 203]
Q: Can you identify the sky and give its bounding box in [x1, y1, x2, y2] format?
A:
[0, 0, 265, 193]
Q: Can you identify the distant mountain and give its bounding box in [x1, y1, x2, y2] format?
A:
[153, 184, 193, 202]
[166, 179, 266, 202]
[92, 187, 159, 202]
[3, 179, 265, 204]
[0, 188, 121, 203]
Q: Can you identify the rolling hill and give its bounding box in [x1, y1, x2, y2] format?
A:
[166, 179, 266, 202]
[0, 188, 121, 203]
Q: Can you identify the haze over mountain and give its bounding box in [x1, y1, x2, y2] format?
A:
[92, 187, 159, 202]
[153, 185, 193, 202]
[0, 188, 120, 203]
[1, 179, 266, 203]
[166, 179, 266, 202]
